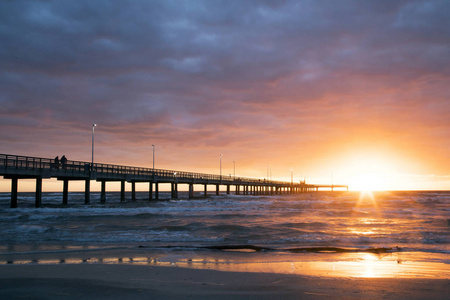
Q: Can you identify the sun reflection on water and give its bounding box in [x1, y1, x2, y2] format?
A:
[2, 251, 449, 279]
[360, 253, 378, 277]
[356, 190, 378, 210]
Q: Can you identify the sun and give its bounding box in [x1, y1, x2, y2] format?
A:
[340, 150, 407, 192]
[351, 173, 386, 192]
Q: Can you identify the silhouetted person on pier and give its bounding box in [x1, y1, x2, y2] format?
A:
[54, 156, 59, 169]
[61, 155, 67, 169]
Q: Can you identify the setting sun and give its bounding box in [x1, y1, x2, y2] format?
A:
[337, 150, 412, 191]
[351, 173, 386, 191]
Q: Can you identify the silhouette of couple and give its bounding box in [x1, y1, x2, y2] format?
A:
[54, 155, 67, 169]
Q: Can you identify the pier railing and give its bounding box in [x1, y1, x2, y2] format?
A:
[0, 154, 293, 186]
[1, 153, 348, 208]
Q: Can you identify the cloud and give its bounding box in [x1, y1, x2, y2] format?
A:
[0, 0, 449, 184]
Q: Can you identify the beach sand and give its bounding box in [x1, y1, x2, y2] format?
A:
[1, 264, 449, 299]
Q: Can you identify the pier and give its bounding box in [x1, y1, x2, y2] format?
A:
[0, 154, 348, 208]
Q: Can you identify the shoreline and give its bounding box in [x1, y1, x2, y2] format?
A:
[1, 246, 449, 279]
[1, 264, 449, 299]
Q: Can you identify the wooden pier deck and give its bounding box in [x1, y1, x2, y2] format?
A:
[0, 154, 348, 208]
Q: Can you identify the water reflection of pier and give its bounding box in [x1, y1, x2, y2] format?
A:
[0, 154, 348, 208]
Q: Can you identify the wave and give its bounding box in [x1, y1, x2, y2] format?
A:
[138, 244, 402, 254]
[1, 192, 448, 257]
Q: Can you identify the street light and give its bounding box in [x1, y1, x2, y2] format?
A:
[220, 154, 223, 180]
[290, 169, 293, 186]
[152, 144, 155, 171]
[233, 161, 235, 180]
[92, 124, 97, 171]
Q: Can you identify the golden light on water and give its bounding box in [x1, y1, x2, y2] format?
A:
[359, 253, 379, 278]
[2, 252, 448, 279]
[356, 190, 379, 210]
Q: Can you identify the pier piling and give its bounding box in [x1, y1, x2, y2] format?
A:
[131, 181, 136, 201]
[11, 177, 18, 208]
[120, 180, 125, 202]
[35, 177, 42, 208]
[85, 179, 90, 204]
[101, 181, 106, 203]
[62, 179, 69, 205]
[149, 182, 153, 201]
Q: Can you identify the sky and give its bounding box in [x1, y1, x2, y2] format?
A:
[1, 0, 450, 191]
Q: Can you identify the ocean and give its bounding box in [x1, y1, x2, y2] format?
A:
[1, 191, 449, 277]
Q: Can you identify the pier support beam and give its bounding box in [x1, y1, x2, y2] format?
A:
[171, 183, 178, 199]
[101, 181, 106, 203]
[10, 177, 18, 208]
[63, 179, 69, 205]
[189, 184, 194, 199]
[226, 185, 230, 195]
[149, 182, 153, 201]
[131, 181, 136, 201]
[121, 180, 125, 202]
[216, 184, 219, 196]
[155, 183, 159, 200]
[85, 179, 90, 204]
[35, 177, 42, 208]
[204, 184, 207, 197]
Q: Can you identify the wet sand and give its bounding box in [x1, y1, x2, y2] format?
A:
[1, 264, 449, 299]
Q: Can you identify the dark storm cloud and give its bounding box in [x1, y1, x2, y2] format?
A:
[1, 0, 449, 168]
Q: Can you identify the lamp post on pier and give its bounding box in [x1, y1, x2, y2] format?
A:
[233, 161, 235, 180]
[290, 169, 293, 194]
[220, 154, 223, 181]
[91, 124, 97, 172]
[152, 144, 155, 171]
